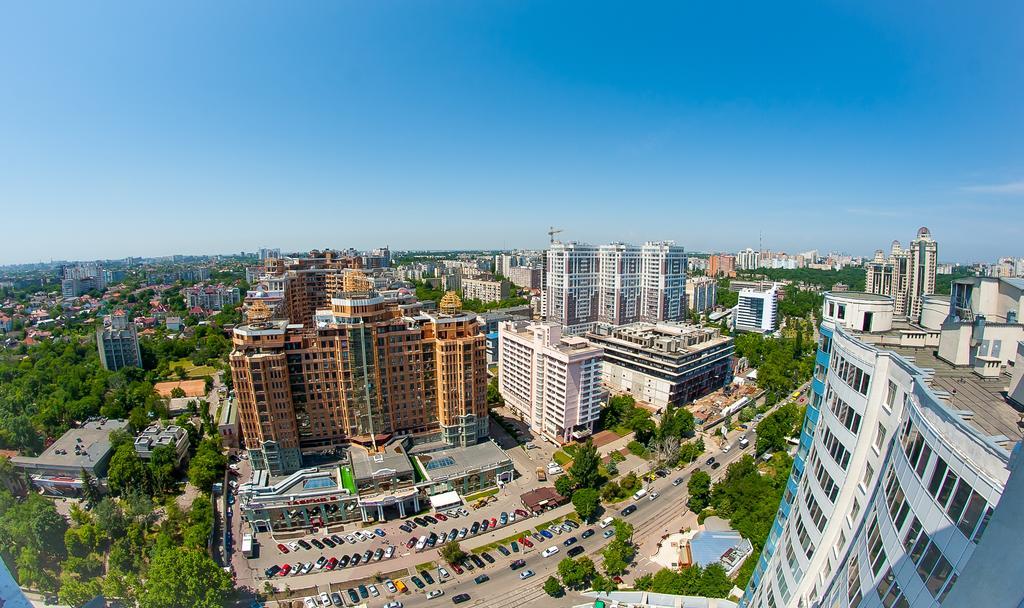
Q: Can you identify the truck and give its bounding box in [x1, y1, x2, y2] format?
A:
[241, 533, 254, 558]
[536, 467, 547, 482]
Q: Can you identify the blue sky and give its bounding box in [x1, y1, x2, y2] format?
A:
[1, 1, 1022, 264]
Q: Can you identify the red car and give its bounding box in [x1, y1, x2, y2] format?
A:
[278, 563, 291, 576]
[450, 562, 464, 575]
[519, 537, 534, 548]
[435, 512, 448, 521]
[325, 557, 338, 570]
[406, 538, 417, 549]
[514, 509, 528, 518]
[489, 517, 497, 528]
[277, 543, 289, 554]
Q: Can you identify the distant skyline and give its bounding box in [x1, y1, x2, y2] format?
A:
[1, 2, 1022, 264]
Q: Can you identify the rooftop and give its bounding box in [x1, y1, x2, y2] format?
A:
[350, 444, 415, 481]
[884, 345, 1024, 444]
[825, 291, 892, 303]
[11, 419, 128, 472]
[413, 441, 512, 482]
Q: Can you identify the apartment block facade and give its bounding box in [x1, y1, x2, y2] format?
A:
[740, 290, 1022, 608]
[687, 275, 718, 314]
[230, 283, 488, 475]
[97, 312, 142, 371]
[545, 240, 687, 334]
[497, 320, 604, 444]
[183, 284, 241, 311]
[462, 278, 510, 303]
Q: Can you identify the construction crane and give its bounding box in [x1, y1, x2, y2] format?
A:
[548, 226, 563, 244]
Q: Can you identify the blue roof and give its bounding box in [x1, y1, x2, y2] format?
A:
[689, 530, 744, 567]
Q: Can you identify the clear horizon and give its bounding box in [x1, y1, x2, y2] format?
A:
[1, 2, 1022, 265]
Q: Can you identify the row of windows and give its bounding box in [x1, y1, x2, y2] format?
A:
[830, 351, 872, 395]
[821, 427, 852, 470]
[901, 418, 995, 542]
[826, 385, 863, 434]
[811, 451, 840, 503]
[902, 516, 958, 601]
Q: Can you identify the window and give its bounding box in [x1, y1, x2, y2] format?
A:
[827, 387, 863, 434]
[873, 422, 888, 452]
[862, 462, 875, 490]
[885, 380, 897, 411]
[947, 480, 973, 522]
[821, 427, 852, 469]
[928, 458, 948, 496]
[867, 518, 887, 574]
[957, 491, 988, 538]
[847, 555, 862, 604]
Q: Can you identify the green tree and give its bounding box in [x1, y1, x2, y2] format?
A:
[486, 377, 504, 409]
[687, 470, 712, 512]
[554, 474, 575, 497]
[558, 556, 596, 589]
[571, 488, 600, 522]
[107, 443, 150, 496]
[543, 575, 563, 597]
[567, 439, 601, 489]
[440, 541, 466, 565]
[148, 444, 177, 495]
[58, 571, 102, 606]
[138, 547, 232, 608]
[188, 437, 226, 492]
[601, 538, 634, 576]
[79, 468, 100, 508]
[755, 402, 802, 455]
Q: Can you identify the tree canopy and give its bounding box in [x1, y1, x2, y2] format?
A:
[571, 488, 600, 522]
[138, 547, 232, 608]
[634, 563, 734, 598]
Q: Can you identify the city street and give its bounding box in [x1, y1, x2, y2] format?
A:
[238, 418, 764, 607]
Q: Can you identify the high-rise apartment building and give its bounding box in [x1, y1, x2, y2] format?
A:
[866, 227, 938, 320]
[737, 248, 761, 271]
[61, 263, 105, 298]
[739, 290, 1023, 608]
[183, 284, 241, 311]
[545, 242, 601, 334]
[497, 320, 604, 444]
[97, 311, 142, 371]
[507, 265, 543, 290]
[687, 275, 718, 314]
[733, 285, 779, 333]
[546, 240, 686, 334]
[230, 279, 488, 475]
[709, 254, 736, 278]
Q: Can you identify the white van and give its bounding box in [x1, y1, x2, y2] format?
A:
[632, 488, 648, 501]
[600, 516, 615, 529]
[739, 436, 750, 448]
[415, 535, 428, 551]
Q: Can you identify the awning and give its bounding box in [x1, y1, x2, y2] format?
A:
[428, 490, 462, 511]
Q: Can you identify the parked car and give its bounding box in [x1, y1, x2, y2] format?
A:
[315, 556, 327, 569]
[338, 555, 351, 568]
[510, 541, 519, 552]
[564, 519, 579, 529]
[496, 545, 510, 556]
[325, 557, 338, 570]
[375, 528, 386, 537]
[265, 565, 281, 578]
[413, 517, 428, 527]
[470, 522, 480, 535]
[672, 477, 684, 486]
[711, 461, 721, 470]
[346, 589, 359, 604]
[368, 585, 379, 597]
[329, 592, 344, 606]
[424, 515, 439, 525]
[297, 539, 312, 550]
[411, 576, 425, 590]
[288, 541, 300, 552]
[385, 546, 395, 559]
[514, 509, 528, 518]
[438, 532, 448, 544]
[420, 570, 435, 585]
[278, 564, 291, 576]
[384, 579, 398, 593]
[438, 566, 451, 580]
[648, 491, 660, 501]
[510, 559, 526, 570]
[655, 468, 669, 477]
[481, 552, 495, 564]
[450, 562, 464, 575]
[581, 529, 595, 539]
[480, 520, 489, 532]
[519, 569, 535, 580]
[374, 548, 384, 561]
[461, 558, 473, 572]
[358, 585, 369, 599]
[399, 523, 412, 533]
[489, 517, 497, 528]
[435, 513, 448, 521]
[541, 546, 560, 557]
[426, 589, 444, 600]
[499, 512, 508, 526]
[603, 529, 615, 539]
[474, 574, 490, 584]
[361, 549, 371, 563]
[547, 525, 562, 535]
[706, 456, 716, 466]
[321, 536, 336, 548]
[452, 594, 471, 604]
[470, 554, 485, 568]
[563, 536, 578, 547]
[567, 546, 584, 557]
[330, 534, 344, 545]
[539, 529, 553, 539]
[621, 505, 637, 516]
[345, 535, 357, 544]
[459, 527, 469, 539]
[310, 538, 324, 550]
[406, 538, 417, 549]
[351, 554, 361, 566]
[531, 532, 544, 543]
[519, 537, 533, 548]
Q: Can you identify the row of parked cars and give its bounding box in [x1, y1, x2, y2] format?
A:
[276, 528, 388, 555]
[300, 577, 410, 607]
[406, 509, 530, 552]
[264, 542, 397, 579]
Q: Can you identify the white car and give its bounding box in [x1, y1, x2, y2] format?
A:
[548, 525, 563, 535]
[519, 569, 535, 580]
[345, 534, 357, 544]
[508, 512, 516, 522]
[438, 566, 451, 580]
[438, 532, 448, 544]
[384, 602, 403, 608]
[648, 491, 660, 501]
[319, 592, 331, 606]
[458, 508, 469, 517]
[368, 584, 379, 597]
[542, 546, 560, 557]
[288, 541, 301, 552]
[229, 464, 240, 471]
[458, 528, 468, 539]
[426, 589, 445, 599]
[384, 580, 398, 593]
[300, 562, 313, 574]
[303, 598, 316, 608]
[384, 546, 395, 559]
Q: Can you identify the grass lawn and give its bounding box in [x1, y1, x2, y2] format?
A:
[552, 450, 573, 466]
[414, 560, 437, 572]
[169, 359, 217, 378]
[464, 488, 499, 502]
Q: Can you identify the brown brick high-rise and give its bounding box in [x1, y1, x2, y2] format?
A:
[230, 280, 488, 474]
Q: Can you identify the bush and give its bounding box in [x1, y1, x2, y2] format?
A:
[626, 441, 648, 458]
